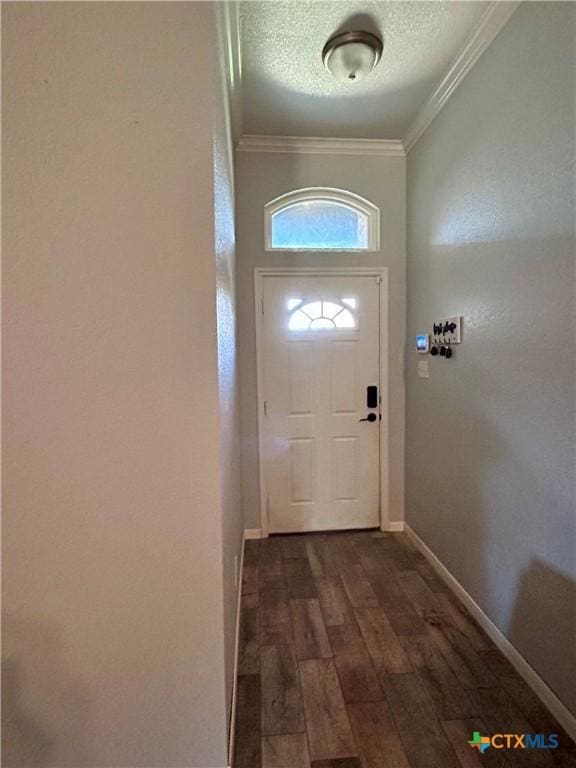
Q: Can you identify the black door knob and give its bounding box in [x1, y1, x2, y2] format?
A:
[359, 413, 377, 423]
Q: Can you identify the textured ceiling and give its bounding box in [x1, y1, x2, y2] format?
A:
[240, 1, 490, 140]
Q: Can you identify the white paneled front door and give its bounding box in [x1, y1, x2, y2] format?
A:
[260, 275, 381, 533]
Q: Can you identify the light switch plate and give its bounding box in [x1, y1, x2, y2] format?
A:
[432, 316, 462, 345]
[418, 360, 429, 379]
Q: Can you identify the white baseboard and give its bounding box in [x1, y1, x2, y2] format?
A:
[252, 525, 404, 535]
[383, 521, 405, 532]
[405, 525, 576, 742]
[227, 533, 245, 767]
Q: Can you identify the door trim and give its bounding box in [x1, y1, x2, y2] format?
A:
[254, 267, 390, 537]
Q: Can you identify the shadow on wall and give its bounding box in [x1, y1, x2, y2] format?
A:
[406, 387, 508, 606]
[509, 560, 576, 715]
[406, 325, 575, 715]
[2, 614, 94, 767]
[2, 660, 52, 767]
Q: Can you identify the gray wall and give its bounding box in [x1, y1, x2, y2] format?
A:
[214, 2, 244, 737]
[2, 3, 240, 766]
[235, 151, 406, 530]
[406, 1, 575, 716]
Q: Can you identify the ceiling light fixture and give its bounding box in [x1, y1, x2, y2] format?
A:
[322, 31, 383, 83]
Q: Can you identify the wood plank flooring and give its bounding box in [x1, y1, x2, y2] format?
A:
[234, 531, 575, 768]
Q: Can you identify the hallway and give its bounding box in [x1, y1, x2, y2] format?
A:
[234, 531, 575, 767]
[3, 2, 575, 766]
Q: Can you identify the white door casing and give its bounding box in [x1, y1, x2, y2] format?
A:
[258, 273, 383, 534]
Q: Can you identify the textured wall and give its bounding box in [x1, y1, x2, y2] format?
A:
[406, 2, 575, 715]
[2, 4, 230, 766]
[214, 3, 243, 737]
[235, 151, 406, 531]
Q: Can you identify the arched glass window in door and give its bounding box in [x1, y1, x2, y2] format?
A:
[265, 188, 379, 251]
[287, 298, 357, 331]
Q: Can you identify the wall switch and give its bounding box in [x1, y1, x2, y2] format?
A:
[418, 360, 429, 379]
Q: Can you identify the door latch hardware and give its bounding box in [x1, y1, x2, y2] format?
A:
[366, 385, 378, 409]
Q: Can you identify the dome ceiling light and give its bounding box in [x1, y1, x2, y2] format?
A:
[322, 31, 383, 83]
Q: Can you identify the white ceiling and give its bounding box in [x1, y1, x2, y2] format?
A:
[240, 1, 490, 140]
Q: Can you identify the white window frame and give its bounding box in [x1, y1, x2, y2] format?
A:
[264, 187, 380, 252]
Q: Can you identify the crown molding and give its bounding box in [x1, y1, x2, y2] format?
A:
[234, 2, 520, 157]
[404, 1, 522, 153]
[236, 135, 405, 157]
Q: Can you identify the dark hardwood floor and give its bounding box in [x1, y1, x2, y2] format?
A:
[234, 531, 575, 768]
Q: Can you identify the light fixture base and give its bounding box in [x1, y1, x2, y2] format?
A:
[322, 31, 383, 83]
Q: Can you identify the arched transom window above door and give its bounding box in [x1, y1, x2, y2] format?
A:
[265, 188, 380, 251]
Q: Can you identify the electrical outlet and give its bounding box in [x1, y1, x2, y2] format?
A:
[432, 316, 462, 345]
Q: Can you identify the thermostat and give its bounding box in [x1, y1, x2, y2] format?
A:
[416, 333, 429, 353]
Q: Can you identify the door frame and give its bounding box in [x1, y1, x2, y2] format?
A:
[254, 266, 390, 537]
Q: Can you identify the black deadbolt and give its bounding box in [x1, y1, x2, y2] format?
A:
[367, 385, 378, 409]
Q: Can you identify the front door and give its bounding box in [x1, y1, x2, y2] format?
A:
[260, 275, 381, 533]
